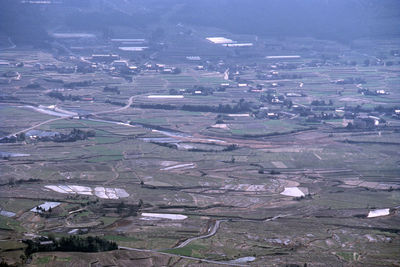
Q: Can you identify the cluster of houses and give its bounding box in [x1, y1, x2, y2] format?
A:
[30, 53, 184, 81]
[358, 88, 389, 96]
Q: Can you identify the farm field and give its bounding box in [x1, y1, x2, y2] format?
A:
[0, 7, 400, 266]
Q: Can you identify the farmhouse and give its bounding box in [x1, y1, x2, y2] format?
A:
[353, 116, 379, 128]
[186, 56, 201, 61]
[112, 60, 129, 71]
[285, 92, 303, 97]
[267, 112, 279, 119]
[375, 89, 388, 95]
[3, 71, 20, 78]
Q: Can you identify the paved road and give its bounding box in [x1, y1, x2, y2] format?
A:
[11, 117, 67, 137]
[5, 96, 134, 138]
[175, 219, 227, 248]
[92, 96, 134, 116]
[118, 246, 247, 266]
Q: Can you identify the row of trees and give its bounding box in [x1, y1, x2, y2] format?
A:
[310, 99, 334, 106]
[0, 133, 26, 144]
[0, 129, 95, 144]
[64, 80, 92, 89]
[133, 99, 253, 113]
[47, 91, 82, 101]
[50, 129, 95, 143]
[23, 235, 117, 256]
[103, 86, 120, 94]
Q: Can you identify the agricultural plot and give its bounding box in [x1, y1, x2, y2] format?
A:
[0, 31, 399, 267]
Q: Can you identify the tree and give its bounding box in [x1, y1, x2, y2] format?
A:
[169, 88, 179, 95]
[16, 132, 25, 141]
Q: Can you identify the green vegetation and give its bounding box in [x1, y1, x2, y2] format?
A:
[24, 236, 118, 256]
[0, 217, 25, 232]
[162, 244, 207, 258]
[103, 235, 139, 242]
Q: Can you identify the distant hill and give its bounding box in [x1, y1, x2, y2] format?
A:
[0, 0, 399, 45]
[171, 0, 400, 42]
[0, 0, 51, 46]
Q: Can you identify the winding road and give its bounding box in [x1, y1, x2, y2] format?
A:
[175, 219, 227, 248]
[92, 96, 134, 116]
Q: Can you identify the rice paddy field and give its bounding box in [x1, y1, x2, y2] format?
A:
[0, 33, 399, 266]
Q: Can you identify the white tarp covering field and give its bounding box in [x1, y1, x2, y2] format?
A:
[118, 46, 148, 51]
[228, 113, 250, 117]
[53, 33, 95, 38]
[211, 123, 229, 129]
[223, 43, 253, 47]
[45, 185, 129, 199]
[367, 208, 390, 218]
[280, 187, 305, 197]
[161, 163, 195, 171]
[229, 256, 256, 264]
[141, 213, 188, 220]
[0, 210, 16, 217]
[31, 202, 61, 213]
[206, 37, 234, 44]
[223, 184, 267, 192]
